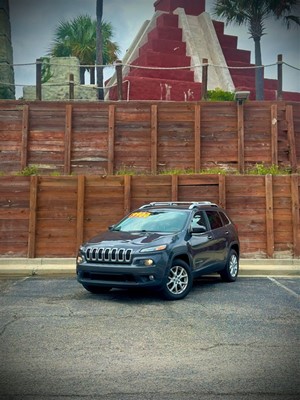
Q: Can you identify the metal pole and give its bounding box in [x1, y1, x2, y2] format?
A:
[277, 54, 283, 101]
[36, 58, 42, 100]
[201, 58, 208, 100]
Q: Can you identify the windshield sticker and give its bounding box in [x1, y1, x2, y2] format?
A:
[129, 212, 151, 218]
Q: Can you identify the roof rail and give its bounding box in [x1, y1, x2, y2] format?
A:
[139, 201, 218, 209]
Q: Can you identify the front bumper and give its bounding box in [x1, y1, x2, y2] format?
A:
[76, 254, 168, 289]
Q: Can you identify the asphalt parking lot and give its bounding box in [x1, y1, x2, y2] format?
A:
[0, 275, 299, 400]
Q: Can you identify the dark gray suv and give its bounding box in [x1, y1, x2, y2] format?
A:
[76, 201, 240, 300]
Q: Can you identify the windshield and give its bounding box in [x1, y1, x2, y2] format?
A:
[113, 210, 188, 233]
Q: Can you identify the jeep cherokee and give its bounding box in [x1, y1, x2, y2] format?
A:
[76, 201, 240, 300]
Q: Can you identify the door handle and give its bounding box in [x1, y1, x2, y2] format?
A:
[208, 235, 213, 240]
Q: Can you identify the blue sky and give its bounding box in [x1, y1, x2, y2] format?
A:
[9, 0, 300, 98]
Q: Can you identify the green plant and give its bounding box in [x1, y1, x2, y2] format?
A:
[159, 168, 195, 175]
[16, 165, 40, 176]
[207, 88, 235, 101]
[247, 163, 291, 175]
[41, 57, 53, 83]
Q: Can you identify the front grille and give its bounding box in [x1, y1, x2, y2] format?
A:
[85, 247, 133, 264]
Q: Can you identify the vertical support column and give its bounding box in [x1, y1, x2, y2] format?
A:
[151, 105, 158, 174]
[201, 58, 208, 100]
[76, 175, 85, 250]
[218, 174, 226, 209]
[124, 175, 131, 215]
[237, 102, 245, 173]
[265, 174, 274, 258]
[28, 175, 38, 258]
[115, 60, 123, 101]
[36, 58, 42, 101]
[21, 104, 29, 170]
[194, 104, 201, 172]
[277, 54, 283, 101]
[271, 104, 278, 166]
[171, 175, 178, 201]
[291, 174, 300, 257]
[286, 105, 297, 173]
[64, 104, 72, 174]
[69, 73, 74, 100]
[108, 105, 115, 175]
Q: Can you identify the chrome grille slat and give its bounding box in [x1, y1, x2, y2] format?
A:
[85, 247, 133, 263]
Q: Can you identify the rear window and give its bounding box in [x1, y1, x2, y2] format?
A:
[206, 210, 223, 230]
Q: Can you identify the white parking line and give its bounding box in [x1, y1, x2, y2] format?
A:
[267, 277, 300, 299]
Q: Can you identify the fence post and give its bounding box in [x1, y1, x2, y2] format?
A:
[201, 58, 208, 100]
[115, 60, 123, 101]
[277, 54, 283, 101]
[36, 58, 42, 100]
[69, 73, 74, 100]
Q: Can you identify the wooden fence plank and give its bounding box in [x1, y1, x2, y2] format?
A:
[21, 104, 29, 170]
[218, 174, 226, 209]
[76, 175, 85, 250]
[194, 104, 201, 171]
[271, 104, 278, 166]
[108, 105, 115, 175]
[151, 105, 158, 174]
[286, 105, 297, 173]
[291, 174, 300, 257]
[265, 174, 274, 258]
[237, 102, 245, 173]
[64, 104, 72, 174]
[28, 175, 38, 258]
[124, 175, 131, 215]
[172, 175, 178, 201]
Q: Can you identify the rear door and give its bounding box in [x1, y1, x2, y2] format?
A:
[205, 210, 228, 266]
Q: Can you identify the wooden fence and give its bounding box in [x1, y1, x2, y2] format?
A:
[0, 174, 299, 259]
[0, 100, 299, 175]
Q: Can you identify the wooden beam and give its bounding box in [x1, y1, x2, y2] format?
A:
[21, 104, 29, 170]
[151, 105, 158, 174]
[108, 105, 115, 175]
[76, 175, 85, 250]
[265, 174, 274, 258]
[194, 104, 201, 172]
[237, 102, 245, 173]
[291, 174, 300, 257]
[64, 104, 72, 174]
[171, 175, 178, 201]
[270, 104, 278, 166]
[124, 175, 131, 215]
[218, 174, 226, 209]
[286, 105, 297, 173]
[28, 175, 38, 258]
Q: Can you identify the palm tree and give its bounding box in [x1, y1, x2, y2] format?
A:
[49, 14, 119, 86]
[213, 0, 300, 100]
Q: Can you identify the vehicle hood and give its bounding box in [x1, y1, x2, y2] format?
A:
[84, 230, 175, 247]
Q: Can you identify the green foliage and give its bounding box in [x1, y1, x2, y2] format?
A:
[40, 57, 53, 83]
[16, 165, 40, 176]
[159, 168, 195, 175]
[247, 163, 291, 175]
[207, 88, 235, 101]
[48, 15, 120, 69]
[0, 85, 14, 100]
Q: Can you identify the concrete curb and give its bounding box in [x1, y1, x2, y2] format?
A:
[0, 258, 299, 277]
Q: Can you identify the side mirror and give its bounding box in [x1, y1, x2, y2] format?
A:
[191, 225, 207, 234]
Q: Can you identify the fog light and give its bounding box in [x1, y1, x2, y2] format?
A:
[144, 259, 154, 266]
[149, 275, 155, 281]
[77, 255, 83, 263]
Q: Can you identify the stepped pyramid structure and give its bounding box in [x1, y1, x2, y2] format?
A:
[106, 0, 300, 102]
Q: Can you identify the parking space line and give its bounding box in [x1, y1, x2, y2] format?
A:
[267, 277, 299, 299]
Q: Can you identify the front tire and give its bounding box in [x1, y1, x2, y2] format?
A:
[220, 249, 239, 282]
[161, 259, 192, 300]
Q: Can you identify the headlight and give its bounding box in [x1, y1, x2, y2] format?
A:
[140, 244, 167, 253]
[77, 255, 84, 263]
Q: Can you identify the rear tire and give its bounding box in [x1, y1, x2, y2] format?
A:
[82, 284, 111, 294]
[220, 250, 239, 282]
[161, 259, 192, 300]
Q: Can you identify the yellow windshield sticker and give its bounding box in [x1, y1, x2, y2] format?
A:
[129, 212, 151, 218]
